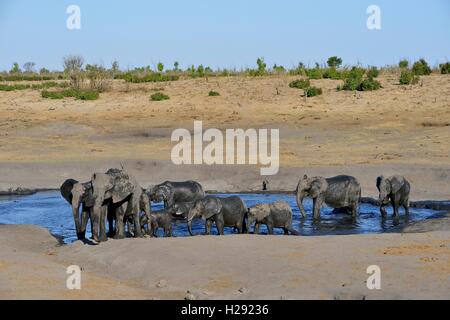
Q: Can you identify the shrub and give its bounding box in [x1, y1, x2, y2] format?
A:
[120, 72, 179, 83]
[157, 62, 164, 73]
[289, 79, 310, 89]
[367, 66, 380, 78]
[439, 62, 450, 74]
[85, 64, 112, 92]
[41, 90, 65, 99]
[305, 86, 322, 97]
[0, 84, 31, 91]
[75, 90, 99, 100]
[412, 59, 432, 76]
[399, 60, 409, 69]
[399, 70, 419, 85]
[208, 90, 220, 96]
[322, 68, 344, 79]
[272, 64, 286, 74]
[327, 56, 343, 68]
[306, 67, 323, 79]
[358, 77, 382, 91]
[150, 92, 170, 101]
[289, 63, 306, 76]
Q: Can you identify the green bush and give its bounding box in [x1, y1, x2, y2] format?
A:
[399, 70, 420, 85]
[306, 67, 323, 79]
[41, 90, 65, 99]
[367, 66, 380, 78]
[358, 77, 382, 91]
[0, 84, 30, 91]
[41, 89, 99, 100]
[119, 72, 179, 83]
[305, 86, 322, 97]
[412, 59, 432, 76]
[289, 79, 310, 89]
[399, 60, 409, 69]
[439, 62, 450, 74]
[322, 68, 344, 79]
[208, 90, 220, 96]
[340, 77, 361, 91]
[75, 90, 99, 100]
[150, 92, 170, 101]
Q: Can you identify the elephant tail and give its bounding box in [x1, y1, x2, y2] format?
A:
[287, 227, 300, 236]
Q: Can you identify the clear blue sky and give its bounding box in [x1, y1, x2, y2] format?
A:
[0, 0, 449, 71]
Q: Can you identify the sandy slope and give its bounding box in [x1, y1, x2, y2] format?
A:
[0, 224, 449, 300]
[0, 74, 449, 198]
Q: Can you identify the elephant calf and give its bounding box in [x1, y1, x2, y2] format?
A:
[376, 175, 410, 217]
[140, 210, 173, 237]
[247, 201, 299, 235]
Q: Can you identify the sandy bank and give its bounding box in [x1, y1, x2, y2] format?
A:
[0, 224, 449, 300]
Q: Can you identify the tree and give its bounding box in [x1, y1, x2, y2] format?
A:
[256, 57, 266, 75]
[23, 62, 36, 73]
[111, 61, 119, 73]
[63, 55, 84, 73]
[10, 62, 21, 73]
[39, 67, 50, 74]
[327, 56, 343, 68]
[398, 59, 409, 69]
[157, 62, 164, 73]
[174, 61, 179, 71]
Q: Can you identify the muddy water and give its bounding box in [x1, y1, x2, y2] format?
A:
[0, 191, 442, 243]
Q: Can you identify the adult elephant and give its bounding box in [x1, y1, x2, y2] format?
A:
[91, 168, 150, 242]
[187, 196, 247, 236]
[296, 175, 361, 219]
[376, 175, 410, 217]
[60, 179, 113, 240]
[148, 180, 205, 208]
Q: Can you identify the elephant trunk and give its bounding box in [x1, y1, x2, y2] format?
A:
[296, 191, 307, 218]
[187, 219, 194, 236]
[72, 203, 83, 240]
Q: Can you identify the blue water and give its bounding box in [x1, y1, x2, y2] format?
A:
[0, 191, 441, 243]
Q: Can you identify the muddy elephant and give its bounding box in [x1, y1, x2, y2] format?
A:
[376, 175, 410, 217]
[296, 175, 361, 219]
[91, 168, 150, 242]
[140, 209, 173, 237]
[60, 179, 113, 240]
[247, 201, 299, 235]
[114, 189, 152, 238]
[148, 180, 205, 208]
[187, 196, 247, 236]
[170, 201, 196, 220]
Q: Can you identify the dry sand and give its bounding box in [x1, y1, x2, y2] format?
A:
[0, 74, 449, 198]
[0, 74, 449, 300]
[0, 224, 449, 300]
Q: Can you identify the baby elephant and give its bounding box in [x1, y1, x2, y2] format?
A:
[247, 201, 299, 235]
[140, 210, 173, 237]
[376, 175, 410, 217]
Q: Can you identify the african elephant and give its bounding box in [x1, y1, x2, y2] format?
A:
[170, 201, 196, 220]
[247, 201, 299, 235]
[376, 175, 410, 217]
[140, 209, 173, 237]
[187, 196, 247, 236]
[148, 180, 205, 208]
[296, 175, 361, 219]
[91, 168, 150, 242]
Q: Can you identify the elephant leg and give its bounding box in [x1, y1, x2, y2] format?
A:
[283, 227, 289, 235]
[114, 209, 126, 239]
[267, 224, 274, 235]
[215, 217, 224, 235]
[205, 219, 212, 235]
[80, 208, 90, 240]
[132, 201, 143, 238]
[107, 212, 115, 238]
[312, 197, 323, 219]
[391, 196, 399, 217]
[380, 203, 388, 218]
[254, 223, 260, 235]
[351, 201, 359, 218]
[98, 206, 108, 242]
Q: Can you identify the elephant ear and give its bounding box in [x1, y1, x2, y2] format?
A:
[159, 185, 172, 200]
[202, 198, 222, 220]
[111, 177, 135, 203]
[376, 176, 383, 191]
[389, 176, 403, 194]
[309, 178, 327, 197]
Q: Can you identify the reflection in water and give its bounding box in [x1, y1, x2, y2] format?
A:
[0, 191, 441, 243]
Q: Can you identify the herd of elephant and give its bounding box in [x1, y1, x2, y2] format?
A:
[60, 168, 411, 242]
